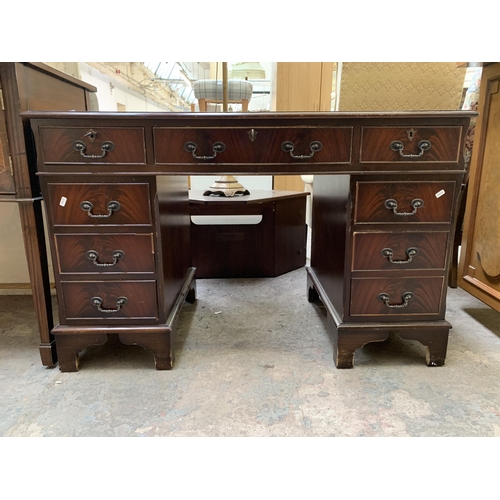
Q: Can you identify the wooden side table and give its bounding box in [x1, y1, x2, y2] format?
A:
[189, 190, 309, 278]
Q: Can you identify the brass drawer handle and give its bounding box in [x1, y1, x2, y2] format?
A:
[86, 249, 125, 267]
[381, 247, 419, 264]
[184, 141, 226, 160]
[281, 141, 323, 159]
[80, 200, 121, 218]
[384, 198, 424, 216]
[390, 140, 431, 158]
[378, 291, 414, 308]
[73, 140, 115, 159]
[90, 296, 128, 313]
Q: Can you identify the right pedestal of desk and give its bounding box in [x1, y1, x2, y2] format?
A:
[307, 173, 460, 368]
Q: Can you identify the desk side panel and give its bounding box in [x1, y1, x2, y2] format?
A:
[310, 174, 350, 319]
[157, 175, 191, 318]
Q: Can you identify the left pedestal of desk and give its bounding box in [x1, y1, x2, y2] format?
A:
[37, 173, 195, 371]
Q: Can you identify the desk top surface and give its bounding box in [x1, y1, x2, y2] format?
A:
[22, 110, 477, 123]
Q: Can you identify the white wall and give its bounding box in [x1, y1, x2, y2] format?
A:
[0, 201, 55, 293]
[0, 204, 30, 284]
[79, 63, 170, 112]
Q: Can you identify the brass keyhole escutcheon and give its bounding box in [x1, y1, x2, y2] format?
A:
[406, 128, 416, 141]
[84, 129, 98, 142]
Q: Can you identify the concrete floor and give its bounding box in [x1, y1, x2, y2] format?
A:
[2, 266, 500, 438]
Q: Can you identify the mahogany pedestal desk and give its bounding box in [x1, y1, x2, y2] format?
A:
[23, 110, 474, 371]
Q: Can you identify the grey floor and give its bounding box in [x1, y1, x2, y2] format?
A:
[2, 266, 500, 438]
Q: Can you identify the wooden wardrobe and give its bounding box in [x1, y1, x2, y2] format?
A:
[458, 62, 500, 311]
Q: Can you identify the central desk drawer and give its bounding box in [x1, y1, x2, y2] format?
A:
[352, 231, 448, 270]
[47, 182, 152, 226]
[54, 233, 155, 274]
[61, 280, 158, 320]
[39, 126, 146, 165]
[360, 126, 462, 163]
[350, 277, 444, 317]
[154, 127, 352, 164]
[354, 181, 455, 224]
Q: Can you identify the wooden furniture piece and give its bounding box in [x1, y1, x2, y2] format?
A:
[0, 62, 97, 367]
[273, 62, 335, 193]
[189, 189, 308, 278]
[23, 110, 473, 370]
[458, 63, 500, 311]
[274, 63, 334, 112]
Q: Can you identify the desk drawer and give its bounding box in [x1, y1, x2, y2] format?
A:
[354, 181, 455, 224]
[47, 182, 152, 226]
[54, 233, 155, 274]
[61, 280, 158, 320]
[352, 231, 448, 270]
[350, 277, 444, 317]
[154, 127, 352, 164]
[360, 126, 462, 163]
[39, 126, 146, 165]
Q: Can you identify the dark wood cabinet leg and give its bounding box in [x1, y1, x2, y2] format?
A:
[332, 329, 357, 369]
[331, 324, 450, 368]
[18, 200, 57, 367]
[119, 330, 173, 370]
[330, 323, 451, 368]
[330, 317, 390, 368]
[399, 327, 450, 367]
[54, 333, 108, 372]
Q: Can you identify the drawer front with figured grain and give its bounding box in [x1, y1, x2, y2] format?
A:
[360, 126, 462, 164]
[47, 183, 152, 226]
[61, 280, 158, 320]
[354, 181, 455, 224]
[352, 231, 449, 271]
[54, 233, 155, 274]
[154, 127, 352, 164]
[39, 126, 146, 165]
[350, 277, 444, 317]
